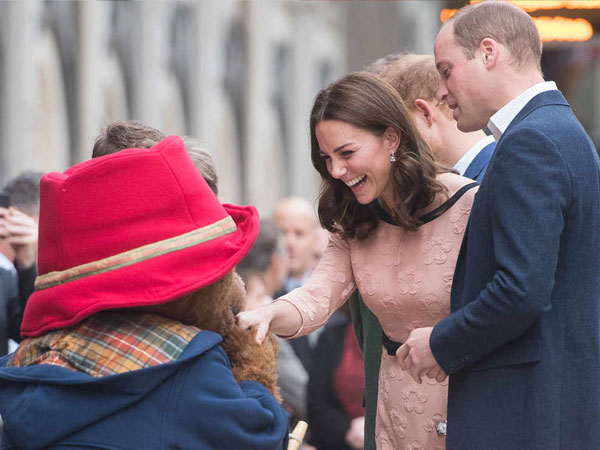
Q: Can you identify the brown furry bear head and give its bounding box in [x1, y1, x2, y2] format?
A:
[140, 270, 245, 336]
[138, 270, 281, 400]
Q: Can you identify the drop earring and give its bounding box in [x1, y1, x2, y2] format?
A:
[390, 153, 397, 163]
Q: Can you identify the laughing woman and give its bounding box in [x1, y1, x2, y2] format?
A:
[238, 72, 478, 450]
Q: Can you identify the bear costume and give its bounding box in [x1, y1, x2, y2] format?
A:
[0, 137, 289, 449]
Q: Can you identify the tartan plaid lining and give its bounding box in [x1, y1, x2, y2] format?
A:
[7, 311, 200, 377]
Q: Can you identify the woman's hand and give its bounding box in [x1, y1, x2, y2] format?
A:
[236, 305, 275, 345]
[237, 300, 303, 345]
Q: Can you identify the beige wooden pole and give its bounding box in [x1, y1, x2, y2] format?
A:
[287, 420, 308, 450]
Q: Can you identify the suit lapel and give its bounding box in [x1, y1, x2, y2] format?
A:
[484, 90, 569, 174]
[497, 90, 569, 147]
[463, 142, 495, 181]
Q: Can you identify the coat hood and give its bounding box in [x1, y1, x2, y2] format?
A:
[0, 332, 222, 449]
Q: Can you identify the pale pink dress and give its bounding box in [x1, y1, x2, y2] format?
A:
[280, 173, 477, 450]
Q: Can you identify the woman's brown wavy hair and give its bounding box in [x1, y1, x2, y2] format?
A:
[310, 72, 450, 240]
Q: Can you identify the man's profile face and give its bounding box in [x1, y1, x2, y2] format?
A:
[434, 24, 490, 132]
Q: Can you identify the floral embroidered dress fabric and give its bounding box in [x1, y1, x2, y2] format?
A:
[281, 173, 477, 450]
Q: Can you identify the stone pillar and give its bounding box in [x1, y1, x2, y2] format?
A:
[77, 1, 107, 162]
[287, 2, 346, 206]
[0, 1, 38, 182]
[244, 0, 287, 215]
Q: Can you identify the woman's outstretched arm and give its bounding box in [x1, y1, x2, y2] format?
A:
[237, 300, 302, 345]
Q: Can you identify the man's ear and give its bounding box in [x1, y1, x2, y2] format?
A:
[479, 37, 499, 69]
[414, 99, 434, 127]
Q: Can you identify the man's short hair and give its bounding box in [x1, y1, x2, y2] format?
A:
[4, 171, 43, 216]
[365, 53, 404, 77]
[182, 137, 219, 196]
[366, 53, 444, 111]
[92, 121, 165, 158]
[92, 121, 219, 195]
[448, 1, 542, 71]
[237, 219, 284, 280]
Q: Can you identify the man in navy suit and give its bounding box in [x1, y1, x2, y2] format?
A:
[399, 2, 600, 449]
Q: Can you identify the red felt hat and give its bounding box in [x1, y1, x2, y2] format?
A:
[21, 136, 259, 337]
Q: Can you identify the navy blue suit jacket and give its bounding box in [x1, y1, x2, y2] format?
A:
[431, 90, 600, 449]
[463, 140, 495, 182]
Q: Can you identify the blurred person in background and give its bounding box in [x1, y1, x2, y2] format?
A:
[307, 302, 365, 450]
[273, 197, 317, 294]
[272, 197, 321, 373]
[0, 171, 42, 356]
[1, 172, 42, 270]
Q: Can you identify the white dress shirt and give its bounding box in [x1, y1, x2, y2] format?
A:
[453, 134, 496, 176]
[487, 81, 558, 141]
[0, 253, 15, 272]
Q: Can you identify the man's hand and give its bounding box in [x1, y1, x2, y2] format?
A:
[0, 207, 38, 269]
[396, 327, 447, 384]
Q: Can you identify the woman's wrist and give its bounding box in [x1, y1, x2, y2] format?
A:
[270, 299, 303, 337]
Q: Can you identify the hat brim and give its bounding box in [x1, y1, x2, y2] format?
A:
[21, 204, 259, 337]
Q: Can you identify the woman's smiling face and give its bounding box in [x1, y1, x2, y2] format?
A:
[315, 119, 399, 208]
